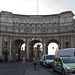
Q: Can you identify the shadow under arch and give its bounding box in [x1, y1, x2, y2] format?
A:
[29, 40, 42, 61]
[46, 39, 60, 54]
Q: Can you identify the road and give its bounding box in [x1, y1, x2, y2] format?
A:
[0, 61, 60, 75]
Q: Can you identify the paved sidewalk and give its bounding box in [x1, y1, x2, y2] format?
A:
[24, 69, 51, 75]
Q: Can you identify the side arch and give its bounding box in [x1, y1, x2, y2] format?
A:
[46, 39, 60, 54]
[12, 39, 25, 61]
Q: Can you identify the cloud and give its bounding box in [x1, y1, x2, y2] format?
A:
[38, 0, 68, 15]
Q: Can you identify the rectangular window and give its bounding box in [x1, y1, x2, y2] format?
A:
[65, 27, 68, 32]
[35, 29, 37, 33]
[12, 28, 15, 32]
[24, 29, 26, 33]
[30, 29, 32, 33]
[74, 52, 75, 56]
[73, 27, 75, 31]
[18, 29, 20, 32]
[5, 27, 8, 31]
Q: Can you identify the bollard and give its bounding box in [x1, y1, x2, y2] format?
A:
[33, 62, 37, 70]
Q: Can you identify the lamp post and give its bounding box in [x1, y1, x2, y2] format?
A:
[65, 40, 69, 48]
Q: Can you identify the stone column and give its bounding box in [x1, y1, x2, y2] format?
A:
[43, 37, 46, 54]
[9, 37, 12, 56]
[25, 37, 29, 61]
[0, 36, 2, 57]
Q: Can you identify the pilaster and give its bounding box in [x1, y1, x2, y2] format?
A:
[0, 36, 2, 57]
[71, 36, 74, 48]
[25, 37, 29, 61]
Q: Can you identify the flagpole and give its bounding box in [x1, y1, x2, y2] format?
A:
[37, 0, 39, 15]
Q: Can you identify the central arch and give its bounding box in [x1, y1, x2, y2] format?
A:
[29, 40, 43, 61]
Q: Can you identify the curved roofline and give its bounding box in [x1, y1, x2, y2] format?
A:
[13, 13, 59, 17]
[0, 10, 74, 17]
[60, 11, 74, 16]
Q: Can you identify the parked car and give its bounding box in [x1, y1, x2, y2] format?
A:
[52, 57, 75, 75]
[40, 56, 43, 65]
[0, 58, 5, 63]
[41, 54, 55, 67]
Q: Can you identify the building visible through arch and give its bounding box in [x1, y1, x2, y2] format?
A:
[0, 11, 75, 61]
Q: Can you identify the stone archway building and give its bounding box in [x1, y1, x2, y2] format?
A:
[0, 11, 75, 61]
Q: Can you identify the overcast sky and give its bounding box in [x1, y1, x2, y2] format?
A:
[0, 0, 75, 16]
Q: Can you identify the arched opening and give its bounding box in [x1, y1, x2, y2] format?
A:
[33, 43, 43, 60]
[47, 39, 60, 57]
[48, 43, 58, 55]
[29, 40, 43, 61]
[13, 39, 25, 61]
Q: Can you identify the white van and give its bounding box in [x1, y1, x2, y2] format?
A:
[58, 48, 75, 57]
[41, 54, 55, 67]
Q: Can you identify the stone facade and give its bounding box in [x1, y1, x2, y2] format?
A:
[0, 11, 75, 61]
